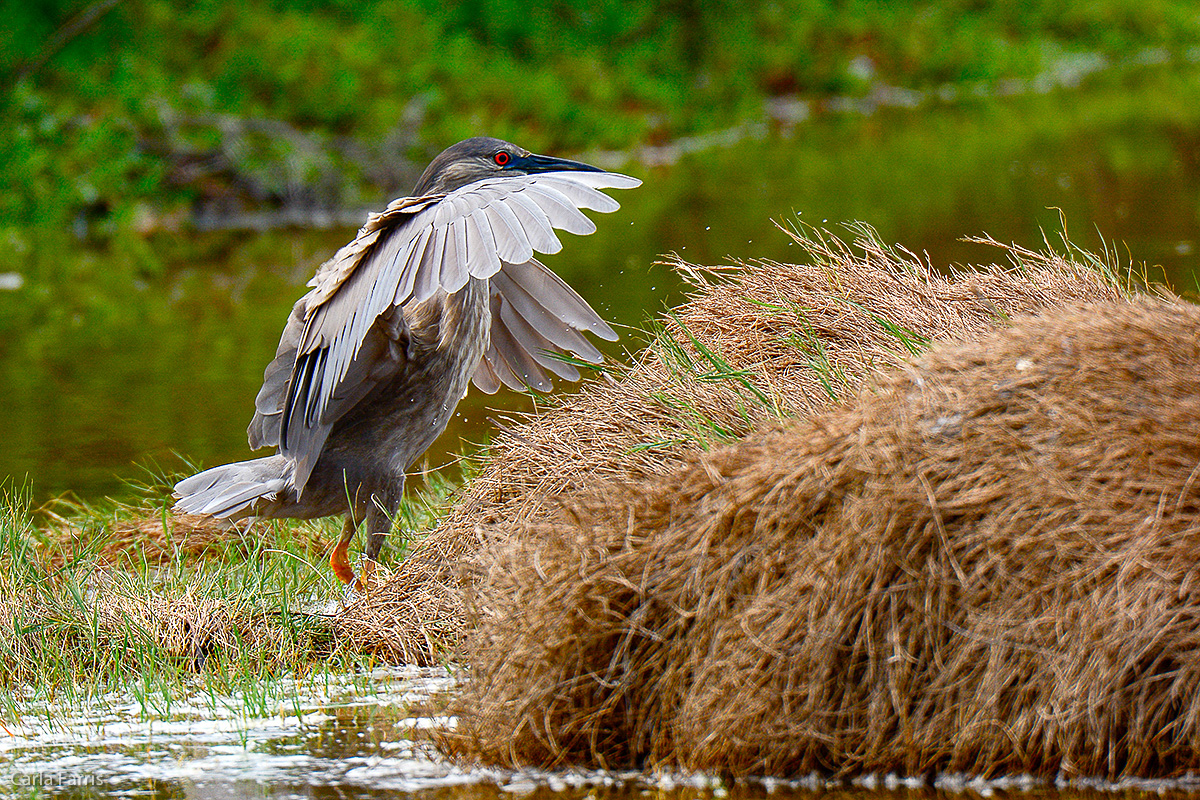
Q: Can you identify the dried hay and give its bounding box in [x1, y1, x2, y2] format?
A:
[2, 510, 335, 682]
[90, 513, 241, 566]
[334, 550, 463, 665]
[0, 572, 332, 683]
[89, 579, 328, 670]
[449, 296, 1200, 779]
[342, 227, 1128, 662]
[38, 507, 328, 569]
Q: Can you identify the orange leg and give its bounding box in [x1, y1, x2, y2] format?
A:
[330, 516, 358, 586]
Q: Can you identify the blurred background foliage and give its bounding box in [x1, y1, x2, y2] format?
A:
[3, 0, 1200, 502]
[3, 0, 1199, 251]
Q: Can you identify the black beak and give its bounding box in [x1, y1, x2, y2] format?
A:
[515, 152, 604, 174]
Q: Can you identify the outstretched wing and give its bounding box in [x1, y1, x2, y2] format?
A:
[250, 170, 639, 493]
[246, 194, 436, 454]
[472, 258, 618, 393]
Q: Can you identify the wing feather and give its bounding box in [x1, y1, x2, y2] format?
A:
[504, 258, 618, 340]
[498, 259, 616, 341]
[472, 255, 627, 395]
[433, 192, 473, 227]
[248, 304, 305, 449]
[370, 224, 414, 309]
[491, 313, 552, 391]
[304, 350, 328, 427]
[464, 212, 500, 278]
[506, 190, 562, 253]
[490, 268, 602, 362]
[521, 183, 597, 234]
[499, 297, 582, 381]
[483, 342, 524, 392]
[303, 195, 437, 307]
[539, 171, 642, 194]
[481, 199, 535, 264]
[414, 225, 447, 302]
[529, 175, 621, 213]
[393, 227, 430, 304]
[441, 216, 470, 293]
[472, 351, 502, 394]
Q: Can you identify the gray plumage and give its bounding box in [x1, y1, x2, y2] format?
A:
[174, 137, 639, 585]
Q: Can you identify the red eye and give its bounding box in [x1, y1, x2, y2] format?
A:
[494, 151, 510, 166]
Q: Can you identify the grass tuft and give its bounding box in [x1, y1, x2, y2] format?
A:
[450, 293, 1200, 779]
[0, 456, 466, 721]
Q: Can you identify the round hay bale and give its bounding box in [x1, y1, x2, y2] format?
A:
[451, 297, 1200, 779]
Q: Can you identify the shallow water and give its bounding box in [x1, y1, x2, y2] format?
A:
[1, 666, 483, 797]
[6, 666, 1200, 798]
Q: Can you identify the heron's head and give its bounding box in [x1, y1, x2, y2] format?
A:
[412, 137, 604, 195]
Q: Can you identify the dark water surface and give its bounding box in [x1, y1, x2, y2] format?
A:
[2, 65, 1199, 503]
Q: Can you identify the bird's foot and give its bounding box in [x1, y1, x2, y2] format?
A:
[334, 559, 387, 608]
[353, 557, 386, 593]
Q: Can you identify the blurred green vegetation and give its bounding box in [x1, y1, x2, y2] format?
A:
[3, 0, 1200, 256]
[3, 0, 1200, 503]
[5, 61, 1199, 502]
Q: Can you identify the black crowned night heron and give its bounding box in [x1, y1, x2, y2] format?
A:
[174, 137, 639, 588]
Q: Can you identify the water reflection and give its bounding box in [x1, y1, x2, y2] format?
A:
[6, 664, 1200, 797]
[1, 666, 458, 797]
[6, 659, 1200, 800]
[1, 66, 1198, 503]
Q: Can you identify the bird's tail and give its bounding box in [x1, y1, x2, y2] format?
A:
[173, 455, 292, 519]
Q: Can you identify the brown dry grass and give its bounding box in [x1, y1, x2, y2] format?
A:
[341, 226, 1129, 663]
[86, 579, 330, 670]
[2, 504, 335, 685]
[36, 505, 329, 570]
[0, 570, 333, 684]
[449, 296, 1200, 779]
[1, 227, 1145, 690]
